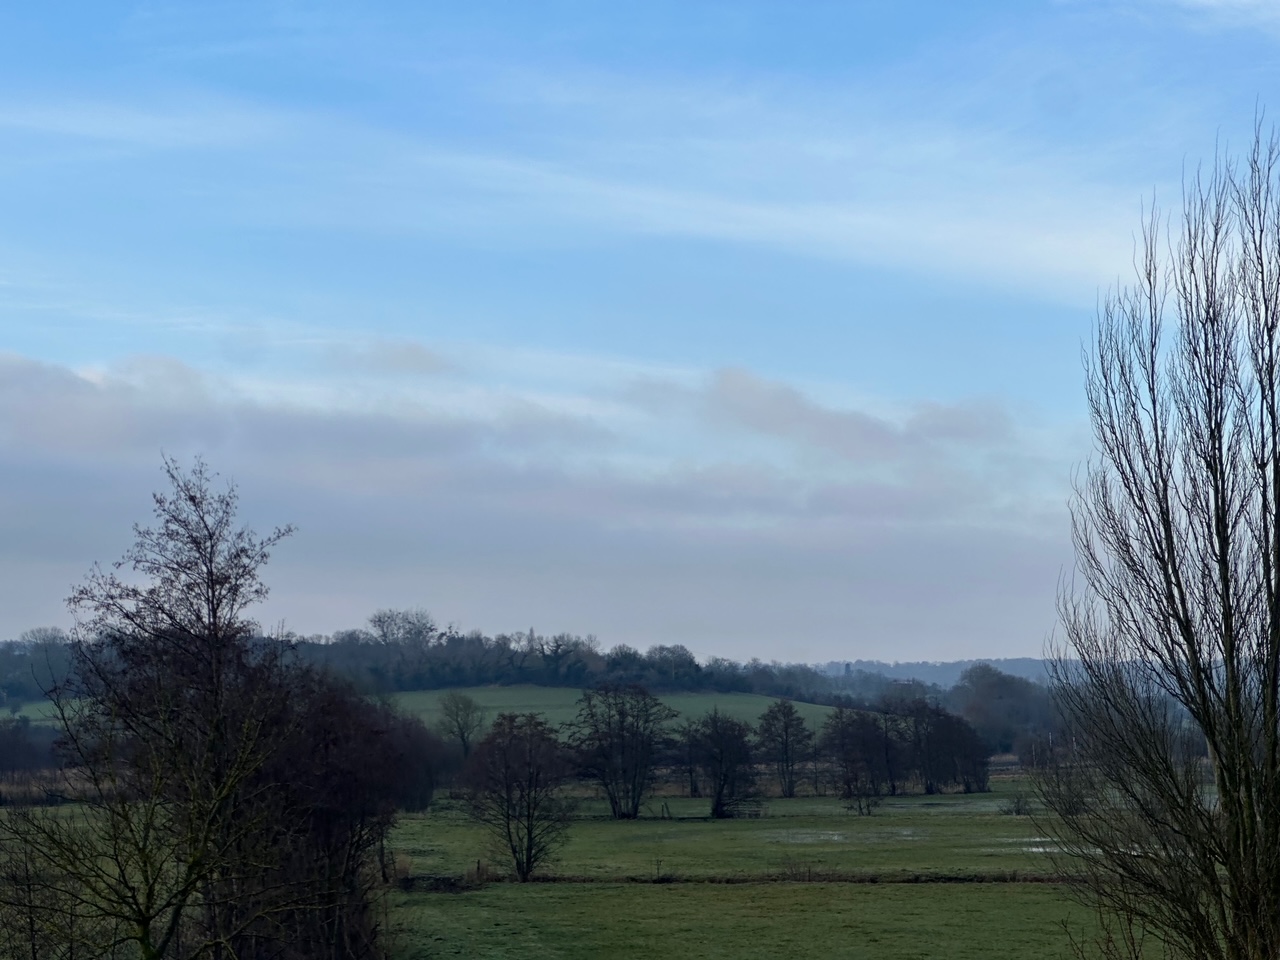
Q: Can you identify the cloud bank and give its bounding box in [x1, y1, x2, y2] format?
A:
[0, 345, 1078, 661]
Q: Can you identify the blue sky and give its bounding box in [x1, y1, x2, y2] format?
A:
[0, 0, 1276, 660]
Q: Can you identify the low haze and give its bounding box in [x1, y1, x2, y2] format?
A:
[1, 1, 1273, 659]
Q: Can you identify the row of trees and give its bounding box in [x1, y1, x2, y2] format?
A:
[298, 619, 847, 701]
[441, 686, 992, 819]
[298, 621, 1058, 752]
[455, 685, 991, 881]
[287, 630, 1059, 762]
[291, 635, 1055, 760]
[0, 625, 1058, 759]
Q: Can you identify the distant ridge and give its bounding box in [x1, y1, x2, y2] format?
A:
[819, 658, 1050, 688]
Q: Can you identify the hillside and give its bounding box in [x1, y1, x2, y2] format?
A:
[392, 685, 835, 729]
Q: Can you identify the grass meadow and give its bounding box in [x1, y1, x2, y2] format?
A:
[15, 685, 1088, 956]
[389, 882, 1082, 960]
[383, 686, 1089, 957]
[387, 779, 1091, 958]
[393, 788, 1050, 881]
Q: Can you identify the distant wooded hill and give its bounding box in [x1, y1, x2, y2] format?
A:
[0, 615, 1059, 758]
[822, 658, 1050, 688]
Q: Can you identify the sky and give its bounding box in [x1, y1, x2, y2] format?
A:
[0, 0, 1276, 662]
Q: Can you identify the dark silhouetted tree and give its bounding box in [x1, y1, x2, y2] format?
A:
[0, 457, 421, 960]
[567, 684, 676, 819]
[463, 713, 574, 881]
[696, 709, 755, 819]
[435, 689, 488, 759]
[820, 704, 886, 814]
[1039, 126, 1280, 960]
[755, 699, 813, 798]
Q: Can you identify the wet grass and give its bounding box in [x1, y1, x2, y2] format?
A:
[392, 784, 1049, 883]
[388, 881, 1083, 960]
[386, 779, 1081, 958]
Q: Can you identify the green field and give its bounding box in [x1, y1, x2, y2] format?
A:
[395, 783, 1049, 882]
[391, 685, 835, 730]
[17, 683, 833, 730]
[390, 882, 1083, 960]
[15, 683, 1094, 956]
[11, 699, 59, 724]
[387, 779, 1090, 958]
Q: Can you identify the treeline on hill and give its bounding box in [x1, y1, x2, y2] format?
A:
[295, 610, 1058, 756]
[0, 609, 1061, 764]
[655, 691, 990, 810]
[451, 685, 991, 881]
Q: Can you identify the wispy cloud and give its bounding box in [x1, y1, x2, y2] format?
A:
[3, 0, 1245, 658]
[0, 97, 289, 149]
[1075, 0, 1280, 29]
[1157, 0, 1280, 14]
[0, 62, 1150, 302]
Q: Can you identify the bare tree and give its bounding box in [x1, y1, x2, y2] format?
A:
[755, 699, 813, 798]
[0, 457, 419, 960]
[675, 717, 701, 798]
[436, 690, 488, 759]
[463, 713, 575, 881]
[696, 709, 755, 819]
[0, 457, 298, 960]
[567, 684, 677, 819]
[1040, 125, 1280, 960]
[819, 704, 885, 814]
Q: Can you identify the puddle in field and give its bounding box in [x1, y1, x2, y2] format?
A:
[975, 838, 1063, 855]
[871, 828, 922, 841]
[1018, 837, 1061, 854]
[763, 830, 848, 844]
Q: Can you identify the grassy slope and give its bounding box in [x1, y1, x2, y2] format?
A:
[17, 682, 831, 730]
[392, 685, 835, 729]
[19, 684, 831, 729]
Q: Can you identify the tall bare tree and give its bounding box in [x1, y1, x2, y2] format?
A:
[696, 709, 755, 819]
[0, 457, 298, 960]
[819, 704, 886, 813]
[463, 713, 575, 881]
[0, 457, 424, 960]
[756, 699, 813, 798]
[567, 684, 677, 819]
[435, 690, 488, 759]
[1041, 126, 1280, 960]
